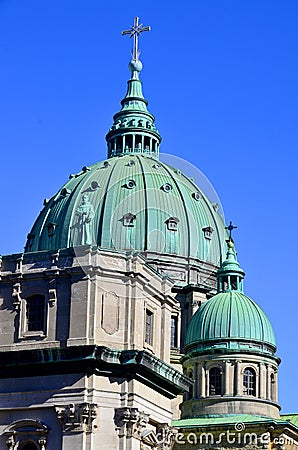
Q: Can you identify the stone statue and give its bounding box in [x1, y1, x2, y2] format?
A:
[75, 194, 95, 245]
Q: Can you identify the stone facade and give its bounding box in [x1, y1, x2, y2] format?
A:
[0, 247, 191, 450]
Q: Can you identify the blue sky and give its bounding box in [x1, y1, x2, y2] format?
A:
[0, 1, 297, 413]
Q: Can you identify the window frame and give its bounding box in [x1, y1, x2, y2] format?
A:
[243, 367, 256, 396]
[18, 294, 48, 339]
[209, 367, 222, 396]
[144, 308, 154, 347]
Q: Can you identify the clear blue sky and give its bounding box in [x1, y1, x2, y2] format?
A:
[0, 0, 297, 413]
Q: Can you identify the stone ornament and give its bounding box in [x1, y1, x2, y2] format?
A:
[114, 407, 149, 439]
[55, 403, 98, 433]
[114, 408, 176, 449]
[12, 282, 22, 310]
[3, 419, 49, 450]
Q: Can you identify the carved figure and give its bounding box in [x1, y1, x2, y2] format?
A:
[75, 194, 95, 245]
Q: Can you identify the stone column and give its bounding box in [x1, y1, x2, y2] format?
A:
[266, 365, 271, 400]
[205, 365, 209, 397]
[235, 360, 242, 396]
[132, 134, 135, 153]
[224, 360, 230, 395]
[259, 363, 267, 398]
[272, 370, 278, 403]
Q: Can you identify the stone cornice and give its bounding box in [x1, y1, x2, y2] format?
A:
[0, 345, 191, 399]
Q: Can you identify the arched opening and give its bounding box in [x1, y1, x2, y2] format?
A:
[209, 367, 222, 395]
[243, 368, 256, 396]
[20, 443, 39, 450]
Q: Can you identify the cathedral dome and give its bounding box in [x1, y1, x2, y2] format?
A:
[184, 238, 276, 355]
[25, 154, 226, 266]
[25, 46, 227, 272]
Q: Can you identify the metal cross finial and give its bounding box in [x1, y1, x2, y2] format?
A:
[122, 16, 150, 61]
[225, 221, 238, 239]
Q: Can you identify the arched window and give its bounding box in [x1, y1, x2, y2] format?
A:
[20, 443, 39, 450]
[26, 295, 45, 332]
[209, 367, 222, 395]
[243, 368, 256, 396]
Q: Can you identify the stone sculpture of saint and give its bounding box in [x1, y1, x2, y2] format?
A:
[75, 194, 95, 245]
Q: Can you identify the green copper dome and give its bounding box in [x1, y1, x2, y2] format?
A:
[25, 42, 227, 269]
[25, 154, 226, 266]
[185, 291, 276, 354]
[184, 239, 276, 355]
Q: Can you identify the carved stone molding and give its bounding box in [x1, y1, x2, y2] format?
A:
[12, 282, 22, 310]
[5, 435, 15, 450]
[114, 407, 149, 439]
[114, 408, 176, 449]
[50, 250, 60, 268]
[55, 403, 98, 433]
[48, 278, 57, 307]
[4, 419, 49, 450]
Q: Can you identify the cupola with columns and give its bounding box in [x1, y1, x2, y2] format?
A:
[105, 17, 161, 158]
[181, 235, 281, 419]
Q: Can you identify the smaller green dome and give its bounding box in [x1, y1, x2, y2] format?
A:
[185, 291, 276, 355]
[184, 238, 277, 356]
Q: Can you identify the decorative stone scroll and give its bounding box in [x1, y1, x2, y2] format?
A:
[114, 408, 176, 449]
[48, 278, 57, 307]
[12, 282, 22, 310]
[55, 403, 98, 433]
[114, 407, 149, 439]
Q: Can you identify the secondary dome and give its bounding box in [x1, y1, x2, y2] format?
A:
[25, 154, 226, 267]
[185, 291, 276, 352]
[185, 239, 276, 355]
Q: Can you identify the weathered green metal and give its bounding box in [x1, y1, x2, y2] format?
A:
[184, 240, 276, 354]
[172, 414, 294, 428]
[184, 290, 276, 353]
[0, 345, 191, 399]
[105, 58, 161, 158]
[25, 154, 226, 265]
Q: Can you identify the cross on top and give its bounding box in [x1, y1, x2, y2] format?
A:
[122, 17, 150, 61]
[225, 221, 238, 239]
